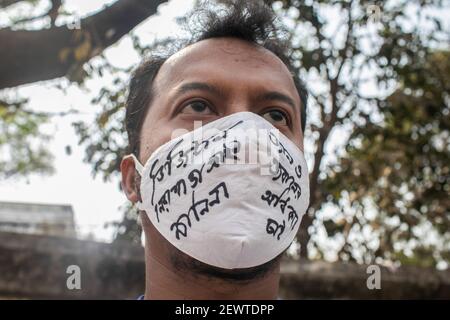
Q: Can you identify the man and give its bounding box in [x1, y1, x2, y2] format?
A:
[120, 0, 308, 300]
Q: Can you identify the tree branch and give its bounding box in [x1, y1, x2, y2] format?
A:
[297, 1, 355, 258]
[0, 0, 167, 89]
[0, 0, 24, 8]
[13, 0, 62, 27]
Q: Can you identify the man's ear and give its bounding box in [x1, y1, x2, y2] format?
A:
[120, 156, 140, 203]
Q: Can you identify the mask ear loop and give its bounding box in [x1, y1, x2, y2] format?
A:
[124, 154, 144, 176]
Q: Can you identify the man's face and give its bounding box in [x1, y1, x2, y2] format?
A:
[121, 37, 305, 277]
[138, 37, 304, 164]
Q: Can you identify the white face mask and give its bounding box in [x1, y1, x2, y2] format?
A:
[125, 111, 309, 269]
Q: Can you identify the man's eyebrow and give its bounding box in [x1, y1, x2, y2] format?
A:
[256, 91, 297, 110]
[175, 82, 225, 97]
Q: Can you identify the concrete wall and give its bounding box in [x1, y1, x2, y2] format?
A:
[0, 232, 448, 299]
[0, 202, 75, 238]
[0, 232, 144, 299]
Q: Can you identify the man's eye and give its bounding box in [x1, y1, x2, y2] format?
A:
[261, 109, 289, 126]
[180, 100, 214, 115]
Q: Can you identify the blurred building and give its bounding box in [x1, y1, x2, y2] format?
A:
[0, 201, 76, 238]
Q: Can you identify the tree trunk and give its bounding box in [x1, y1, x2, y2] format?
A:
[0, 0, 167, 89]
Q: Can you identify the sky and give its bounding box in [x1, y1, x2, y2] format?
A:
[0, 0, 196, 241]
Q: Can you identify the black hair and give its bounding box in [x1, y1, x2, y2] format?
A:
[125, 0, 308, 156]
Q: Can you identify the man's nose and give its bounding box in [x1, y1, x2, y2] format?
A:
[224, 99, 253, 116]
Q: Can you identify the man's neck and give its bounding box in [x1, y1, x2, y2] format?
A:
[144, 253, 280, 300]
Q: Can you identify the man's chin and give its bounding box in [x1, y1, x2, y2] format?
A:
[170, 250, 282, 282]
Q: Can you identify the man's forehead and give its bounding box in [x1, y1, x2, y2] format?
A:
[167, 37, 281, 65]
[154, 37, 295, 92]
